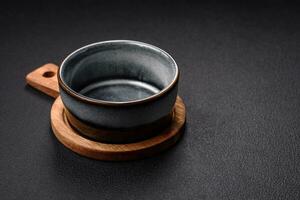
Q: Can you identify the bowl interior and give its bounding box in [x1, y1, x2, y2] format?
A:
[60, 41, 177, 102]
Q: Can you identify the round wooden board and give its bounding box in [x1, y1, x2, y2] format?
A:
[50, 96, 186, 161]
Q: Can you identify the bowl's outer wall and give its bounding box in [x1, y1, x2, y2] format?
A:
[59, 82, 178, 129]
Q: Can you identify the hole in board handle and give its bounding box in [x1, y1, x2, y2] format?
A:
[43, 71, 56, 78]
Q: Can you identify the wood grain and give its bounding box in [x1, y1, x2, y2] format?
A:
[26, 63, 59, 98]
[26, 64, 186, 160]
[51, 96, 186, 161]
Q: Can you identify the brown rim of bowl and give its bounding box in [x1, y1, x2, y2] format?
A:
[58, 40, 179, 107]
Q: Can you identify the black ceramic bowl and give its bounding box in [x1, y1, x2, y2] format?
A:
[58, 40, 179, 133]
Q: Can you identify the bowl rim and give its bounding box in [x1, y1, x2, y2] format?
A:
[58, 40, 179, 106]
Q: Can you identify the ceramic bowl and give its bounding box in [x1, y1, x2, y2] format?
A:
[58, 40, 179, 141]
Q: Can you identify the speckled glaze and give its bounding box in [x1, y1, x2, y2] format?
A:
[58, 40, 179, 129]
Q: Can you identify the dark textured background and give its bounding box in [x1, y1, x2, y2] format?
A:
[0, 1, 299, 199]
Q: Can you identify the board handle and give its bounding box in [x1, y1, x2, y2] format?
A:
[26, 63, 60, 98]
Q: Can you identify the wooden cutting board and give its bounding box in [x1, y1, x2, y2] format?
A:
[26, 63, 186, 161]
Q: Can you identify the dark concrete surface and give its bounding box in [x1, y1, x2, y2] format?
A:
[0, 1, 299, 199]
